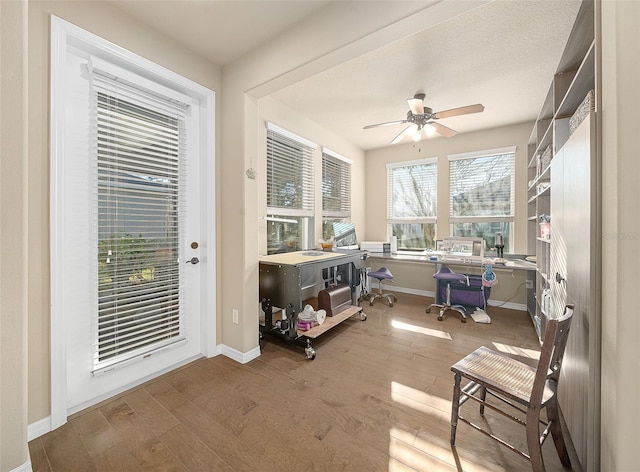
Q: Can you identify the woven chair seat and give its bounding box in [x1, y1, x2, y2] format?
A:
[452, 346, 554, 405]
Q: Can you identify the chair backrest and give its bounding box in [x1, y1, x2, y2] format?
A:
[530, 304, 574, 404]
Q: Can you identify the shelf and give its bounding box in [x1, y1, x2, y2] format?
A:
[527, 165, 551, 191]
[526, 0, 595, 351]
[298, 305, 363, 339]
[556, 42, 596, 118]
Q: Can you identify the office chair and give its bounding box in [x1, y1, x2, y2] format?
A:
[450, 304, 574, 472]
[426, 265, 469, 322]
[367, 267, 397, 307]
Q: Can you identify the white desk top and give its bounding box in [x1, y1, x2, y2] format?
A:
[367, 252, 536, 271]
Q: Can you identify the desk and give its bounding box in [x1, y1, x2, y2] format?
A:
[367, 252, 536, 271]
[259, 249, 368, 359]
[366, 252, 536, 315]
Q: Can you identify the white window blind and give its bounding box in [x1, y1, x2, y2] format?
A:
[266, 123, 315, 217]
[322, 148, 351, 217]
[91, 70, 188, 373]
[387, 158, 437, 222]
[448, 147, 515, 221]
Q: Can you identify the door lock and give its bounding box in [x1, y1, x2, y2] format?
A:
[186, 257, 200, 265]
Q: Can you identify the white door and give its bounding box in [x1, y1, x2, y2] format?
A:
[51, 18, 215, 419]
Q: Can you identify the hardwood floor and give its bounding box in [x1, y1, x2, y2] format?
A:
[29, 294, 578, 471]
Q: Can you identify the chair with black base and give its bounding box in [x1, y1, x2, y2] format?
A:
[450, 304, 574, 472]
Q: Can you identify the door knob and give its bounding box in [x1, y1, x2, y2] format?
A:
[186, 257, 199, 265]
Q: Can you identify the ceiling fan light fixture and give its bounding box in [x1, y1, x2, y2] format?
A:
[424, 123, 437, 137]
[363, 92, 484, 144]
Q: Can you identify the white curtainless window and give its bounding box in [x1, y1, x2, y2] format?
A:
[322, 147, 352, 240]
[387, 158, 437, 251]
[265, 122, 316, 254]
[448, 146, 516, 252]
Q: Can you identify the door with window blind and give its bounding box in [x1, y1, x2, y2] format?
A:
[93, 89, 192, 375]
[54, 40, 207, 413]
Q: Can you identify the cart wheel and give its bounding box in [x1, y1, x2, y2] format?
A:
[305, 347, 316, 360]
[360, 312, 367, 321]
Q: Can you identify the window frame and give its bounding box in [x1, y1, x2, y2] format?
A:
[321, 147, 352, 219]
[386, 157, 438, 251]
[448, 146, 516, 252]
[265, 122, 316, 253]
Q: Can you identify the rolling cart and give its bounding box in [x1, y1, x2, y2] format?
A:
[259, 250, 367, 359]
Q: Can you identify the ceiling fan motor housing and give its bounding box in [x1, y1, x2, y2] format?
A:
[407, 107, 434, 127]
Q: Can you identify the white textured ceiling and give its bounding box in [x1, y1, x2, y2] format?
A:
[112, 0, 332, 66]
[111, 0, 582, 151]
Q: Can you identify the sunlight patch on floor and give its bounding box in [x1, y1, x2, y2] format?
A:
[388, 426, 455, 472]
[391, 381, 450, 416]
[391, 319, 452, 340]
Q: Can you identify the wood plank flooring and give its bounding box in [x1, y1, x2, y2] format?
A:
[29, 294, 579, 471]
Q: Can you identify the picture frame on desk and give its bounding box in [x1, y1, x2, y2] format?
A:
[435, 240, 444, 251]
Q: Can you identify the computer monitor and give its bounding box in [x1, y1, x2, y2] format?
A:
[333, 222, 359, 249]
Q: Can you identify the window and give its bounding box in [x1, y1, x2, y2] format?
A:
[387, 158, 437, 250]
[266, 122, 316, 253]
[93, 83, 186, 372]
[448, 147, 515, 252]
[322, 147, 351, 240]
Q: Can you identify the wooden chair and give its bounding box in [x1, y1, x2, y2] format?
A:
[450, 304, 574, 471]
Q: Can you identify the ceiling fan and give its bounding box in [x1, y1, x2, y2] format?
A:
[363, 93, 484, 144]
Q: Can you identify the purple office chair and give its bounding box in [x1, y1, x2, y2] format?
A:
[426, 265, 468, 322]
[368, 267, 397, 307]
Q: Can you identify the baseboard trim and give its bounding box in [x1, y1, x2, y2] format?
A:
[219, 344, 261, 364]
[10, 457, 32, 472]
[487, 300, 527, 311]
[388, 285, 527, 312]
[27, 416, 51, 441]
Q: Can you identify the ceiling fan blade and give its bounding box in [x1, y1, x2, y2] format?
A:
[428, 121, 457, 138]
[407, 97, 424, 116]
[433, 104, 484, 120]
[391, 124, 417, 144]
[363, 119, 407, 129]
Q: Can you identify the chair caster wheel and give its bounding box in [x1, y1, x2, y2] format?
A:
[305, 347, 316, 360]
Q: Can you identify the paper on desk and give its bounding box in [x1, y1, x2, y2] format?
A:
[470, 308, 491, 324]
